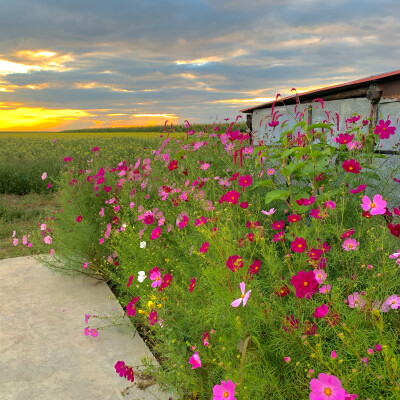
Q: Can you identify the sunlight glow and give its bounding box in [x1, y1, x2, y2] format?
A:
[0, 105, 90, 130]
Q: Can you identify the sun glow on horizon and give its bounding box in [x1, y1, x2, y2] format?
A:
[0, 104, 91, 131]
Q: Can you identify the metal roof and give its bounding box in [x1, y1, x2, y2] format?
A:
[240, 69, 400, 113]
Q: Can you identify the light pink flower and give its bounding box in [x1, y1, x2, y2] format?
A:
[13, 238, 18, 246]
[319, 285, 331, 294]
[389, 251, 400, 265]
[347, 292, 365, 309]
[189, 351, 201, 369]
[342, 238, 359, 251]
[361, 194, 387, 215]
[41, 172, 47, 180]
[40, 224, 47, 231]
[314, 269, 327, 284]
[200, 163, 210, 170]
[231, 282, 251, 307]
[99, 208, 105, 217]
[267, 168, 275, 176]
[384, 294, 400, 309]
[261, 208, 276, 216]
[44, 235, 52, 244]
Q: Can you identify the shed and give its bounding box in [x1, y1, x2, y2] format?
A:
[240, 70, 400, 202]
[240, 69, 400, 154]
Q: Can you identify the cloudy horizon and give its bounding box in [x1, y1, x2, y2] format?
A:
[1, 0, 400, 131]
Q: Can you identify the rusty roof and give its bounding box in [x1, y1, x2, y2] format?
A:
[240, 69, 400, 113]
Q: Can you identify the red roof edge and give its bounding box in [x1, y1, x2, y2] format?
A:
[240, 69, 400, 113]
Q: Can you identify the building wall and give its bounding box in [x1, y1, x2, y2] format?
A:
[250, 97, 400, 203]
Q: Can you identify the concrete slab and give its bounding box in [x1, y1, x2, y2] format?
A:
[0, 256, 174, 400]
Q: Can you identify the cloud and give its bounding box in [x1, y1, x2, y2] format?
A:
[1, 0, 400, 130]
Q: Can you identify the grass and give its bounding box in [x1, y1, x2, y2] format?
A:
[0, 193, 58, 259]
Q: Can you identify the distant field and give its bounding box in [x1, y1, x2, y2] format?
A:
[0, 131, 165, 195]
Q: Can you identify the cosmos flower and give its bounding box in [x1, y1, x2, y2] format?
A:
[212, 380, 237, 400]
[310, 373, 346, 400]
[189, 351, 201, 369]
[361, 194, 387, 215]
[231, 282, 251, 307]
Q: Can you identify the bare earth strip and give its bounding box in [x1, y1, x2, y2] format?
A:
[0, 256, 174, 400]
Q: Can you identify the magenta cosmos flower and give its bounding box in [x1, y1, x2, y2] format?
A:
[189, 351, 201, 369]
[150, 227, 161, 240]
[212, 380, 237, 400]
[342, 159, 361, 174]
[342, 238, 359, 251]
[374, 119, 396, 139]
[310, 373, 346, 400]
[290, 270, 319, 298]
[291, 237, 308, 253]
[231, 282, 251, 307]
[361, 194, 387, 215]
[313, 304, 329, 318]
[149, 267, 162, 288]
[226, 255, 244, 272]
[238, 174, 252, 190]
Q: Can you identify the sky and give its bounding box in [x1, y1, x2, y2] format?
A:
[1, 0, 400, 131]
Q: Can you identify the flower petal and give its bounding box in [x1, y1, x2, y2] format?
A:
[231, 298, 242, 307]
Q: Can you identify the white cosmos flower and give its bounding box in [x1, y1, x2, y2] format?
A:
[140, 241, 146, 248]
[138, 271, 146, 283]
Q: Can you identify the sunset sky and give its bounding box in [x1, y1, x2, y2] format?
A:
[1, 0, 400, 131]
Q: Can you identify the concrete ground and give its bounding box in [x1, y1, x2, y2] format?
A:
[0, 256, 174, 400]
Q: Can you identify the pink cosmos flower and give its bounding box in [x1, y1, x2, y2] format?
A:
[384, 294, 400, 309]
[149, 267, 162, 288]
[200, 163, 210, 170]
[226, 255, 244, 272]
[90, 329, 98, 337]
[84, 327, 90, 336]
[76, 215, 83, 223]
[231, 282, 251, 307]
[150, 227, 161, 240]
[189, 278, 196, 292]
[238, 174, 252, 191]
[83, 262, 88, 269]
[310, 373, 346, 400]
[99, 208, 105, 217]
[189, 351, 201, 369]
[331, 350, 337, 359]
[212, 380, 237, 400]
[341, 228, 354, 239]
[319, 285, 331, 294]
[389, 251, 400, 265]
[350, 185, 367, 194]
[195, 216, 207, 226]
[374, 119, 396, 139]
[314, 269, 327, 284]
[126, 275, 134, 288]
[342, 238, 359, 251]
[84, 314, 91, 324]
[126, 296, 140, 316]
[199, 241, 209, 253]
[261, 208, 276, 216]
[13, 238, 18, 246]
[313, 304, 329, 318]
[290, 270, 319, 298]
[291, 237, 307, 253]
[40, 223, 47, 230]
[361, 194, 387, 215]
[41, 172, 47, 180]
[267, 168, 275, 175]
[148, 310, 158, 326]
[44, 235, 52, 244]
[347, 292, 365, 309]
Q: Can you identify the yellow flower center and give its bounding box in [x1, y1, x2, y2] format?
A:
[241, 294, 245, 298]
[349, 166, 353, 170]
[324, 387, 332, 395]
[303, 281, 309, 287]
[370, 203, 376, 208]
[224, 392, 229, 398]
[156, 277, 160, 281]
[349, 244, 353, 248]
[392, 300, 396, 304]
[298, 244, 302, 248]
[355, 300, 358, 304]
